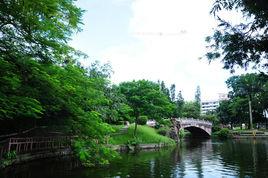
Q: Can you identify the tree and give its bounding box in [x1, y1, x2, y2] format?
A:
[174, 91, 184, 117]
[160, 81, 171, 101]
[205, 0, 268, 71]
[181, 101, 200, 119]
[217, 98, 248, 127]
[0, 0, 119, 166]
[102, 85, 133, 124]
[194, 85, 201, 116]
[0, 0, 84, 63]
[226, 73, 267, 129]
[170, 84, 176, 102]
[119, 80, 174, 136]
[195, 85, 201, 105]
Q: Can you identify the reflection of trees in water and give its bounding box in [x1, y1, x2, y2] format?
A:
[2, 139, 267, 178]
[215, 139, 268, 178]
[0, 157, 80, 178]
[181, 139, 212, 178]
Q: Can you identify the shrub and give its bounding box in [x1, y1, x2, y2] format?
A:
[217, 128, 230, 139]
[158, 119, 172, 127]
[179, 129, 185, 139]
[127, 137, 142, 146]
[157, 126, 169, 136]
[73, 139, 118, 167]
[137, 116, 148, 125]
[0, 151, 17, 168]
[212, 125, 221, 133]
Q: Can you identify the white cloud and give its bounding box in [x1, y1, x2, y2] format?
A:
[99, 0, 231, 100]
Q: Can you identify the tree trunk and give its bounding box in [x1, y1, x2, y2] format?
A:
[134, 117, 138, 137]
[248, 96, 253, 130]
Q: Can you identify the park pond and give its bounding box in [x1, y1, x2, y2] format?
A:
[1, 138, 268, 178]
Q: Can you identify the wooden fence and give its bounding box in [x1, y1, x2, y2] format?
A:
[0, 136, 72, 159]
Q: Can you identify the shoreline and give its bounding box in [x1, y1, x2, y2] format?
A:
[110, 142, 175, 152]
[0, 142, 175, 169]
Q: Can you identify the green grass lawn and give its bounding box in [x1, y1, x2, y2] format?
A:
[109, 124, 175, 145]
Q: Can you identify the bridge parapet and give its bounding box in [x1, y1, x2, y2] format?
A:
[176, 118, 212, 127]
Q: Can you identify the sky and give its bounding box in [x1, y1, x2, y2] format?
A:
[70, 0, 240, 101]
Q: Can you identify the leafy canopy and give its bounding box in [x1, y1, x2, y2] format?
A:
[206, 0, 268, 71]
[0, 0, 84, 63]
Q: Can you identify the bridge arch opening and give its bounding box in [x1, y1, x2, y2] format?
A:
[183, 126, 211, 138]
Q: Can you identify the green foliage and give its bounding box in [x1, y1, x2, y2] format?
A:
[119, 80, 175, 135]
[3, 151, 17, 160]
[159, 81, 171, 101]
[137, 116, 148, 125]
[0, 151, 17, 168]
[109, 125, 175, 145]
[216, 73, 268, 128]
[212, 125, 221, 133]
[174, 91, 184, 117]
[0, 0, 118, 167]
[216, 128, 230, 140]
[179, 129, 185, 139]
[181, 101, 201, 119]
[195, 85, 201, 105]
[158, 119, 172, 127]
[102, 85, 133, 124]
[206, 0, 268, 71]
[73, 139, 118, 167]
[0, 0, 84, 63]
[170, 84, 176, 102]
[157, 126, 170, 136]
[127, 137, 142, 146]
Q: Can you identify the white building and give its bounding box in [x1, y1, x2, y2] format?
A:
[201, 93, 228, 114]
[201, 100, 220, 114]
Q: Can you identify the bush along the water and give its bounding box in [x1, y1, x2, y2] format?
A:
[73, 139, 118, 167]
[157, 126, 170, 136]
[217, 128, 230, 139]
[179, 129, 186, 140]
[0, 151, 17, 168]
[212, 125, 221, 133]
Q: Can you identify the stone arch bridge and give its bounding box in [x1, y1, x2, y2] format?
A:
[170, 118, 212, 139]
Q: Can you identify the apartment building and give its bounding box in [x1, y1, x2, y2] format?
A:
[201, 93, 228, 114]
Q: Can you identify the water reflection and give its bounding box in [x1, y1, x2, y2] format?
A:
[1, 139, 268, 178]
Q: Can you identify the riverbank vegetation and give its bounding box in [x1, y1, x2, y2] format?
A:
[2, 0, 268, 168]
[0, 0, 203, 167]
[109, 125, 175, 145]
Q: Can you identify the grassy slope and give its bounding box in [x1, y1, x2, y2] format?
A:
[109, 124, 175, 145]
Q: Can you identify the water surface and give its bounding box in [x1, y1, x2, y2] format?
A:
[1, 139, 268, 178]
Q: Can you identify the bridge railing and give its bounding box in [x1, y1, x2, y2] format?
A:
[175, 118, 212, 126]
[0, 136, 72, 159]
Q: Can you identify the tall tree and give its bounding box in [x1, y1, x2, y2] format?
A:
[160, 81, 171, 101]
[226, 73, 267, 129]
[102, 85, 133, 124]
[0, 0, 118, 166]
[119, 80, 174, 136]
[194, 85, 201, 116]
[174, 91, 184, 118]
[170, 84, 176, 102]
[195, 85, 201, 105]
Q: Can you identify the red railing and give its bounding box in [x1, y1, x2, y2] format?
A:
[0, 136, 72, 159]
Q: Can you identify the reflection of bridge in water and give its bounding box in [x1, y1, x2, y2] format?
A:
[171, 118, 212, 139]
